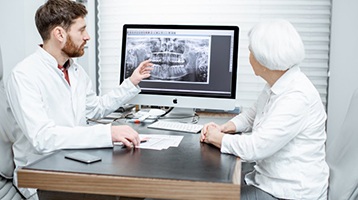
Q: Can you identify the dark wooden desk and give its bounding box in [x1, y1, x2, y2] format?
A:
[17, 116, 241, 200]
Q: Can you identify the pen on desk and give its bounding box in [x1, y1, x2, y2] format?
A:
[114, 138, 148, 146]
[124, 140, 148, 149]
[126, 119, 142, 124]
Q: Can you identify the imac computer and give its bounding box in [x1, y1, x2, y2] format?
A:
[119, 24, 239, 115]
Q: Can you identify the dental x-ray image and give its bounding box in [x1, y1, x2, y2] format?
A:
[124, 37, 210, 83]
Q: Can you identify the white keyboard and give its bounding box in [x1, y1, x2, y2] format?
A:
[148, 121, 203, 133]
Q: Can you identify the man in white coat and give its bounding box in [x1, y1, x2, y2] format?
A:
[6, 0, 153, 198]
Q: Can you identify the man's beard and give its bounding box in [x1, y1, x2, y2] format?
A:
[62, 35, 86, 57]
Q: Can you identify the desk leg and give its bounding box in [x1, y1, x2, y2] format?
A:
[233, 157, 242, 185]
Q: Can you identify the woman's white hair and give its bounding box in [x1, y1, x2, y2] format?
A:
[248, 19, 305, 71]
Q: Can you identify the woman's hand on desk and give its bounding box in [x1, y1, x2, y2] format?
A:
[200, 122, 223, 149]
[111, 125, 140, 147]
[220, 121, 237, 133]
[200, 121, 236, 138]
[200, 121, 237, 149]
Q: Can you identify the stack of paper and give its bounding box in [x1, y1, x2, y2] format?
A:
[138, 134, 184, 150]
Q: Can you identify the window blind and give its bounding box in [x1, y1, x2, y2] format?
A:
[97, 0, 331, 110]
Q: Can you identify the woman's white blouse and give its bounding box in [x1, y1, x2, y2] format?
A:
[221, 66, 329, 200]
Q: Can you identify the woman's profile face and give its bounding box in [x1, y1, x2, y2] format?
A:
[249, 51, 266, 77]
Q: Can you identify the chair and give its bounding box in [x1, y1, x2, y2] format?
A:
[326, 89, 358, 200]
[0, 45, 23, 199]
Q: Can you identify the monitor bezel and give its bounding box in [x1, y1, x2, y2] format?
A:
[119, 24, 239, 101]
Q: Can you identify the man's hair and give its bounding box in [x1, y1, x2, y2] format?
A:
[35, 0, 87, 41]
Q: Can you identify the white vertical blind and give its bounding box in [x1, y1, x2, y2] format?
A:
[97, 0, 331, 110]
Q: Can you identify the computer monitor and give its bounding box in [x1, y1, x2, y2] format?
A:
[119, 24, 239, 114]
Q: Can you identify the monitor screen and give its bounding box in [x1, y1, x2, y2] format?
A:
[120, 24, 239, 111]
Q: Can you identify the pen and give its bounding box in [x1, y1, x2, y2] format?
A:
[114, 139, 148, 146]
[123, 140, 147, 149]
[126, 119, 142, 124]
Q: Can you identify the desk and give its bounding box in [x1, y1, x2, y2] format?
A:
[17, 116, 241, 200]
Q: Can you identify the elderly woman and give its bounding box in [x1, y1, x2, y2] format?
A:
[200, 19, 329, 200]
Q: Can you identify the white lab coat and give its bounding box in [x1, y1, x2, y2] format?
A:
[6, 46, 140, 198]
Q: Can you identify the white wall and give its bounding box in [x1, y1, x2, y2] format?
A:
[0, 0, 44, 81]
[0, 0, 97, 91]
[326, 0, 358, 144]
[76, 0, 97, 92]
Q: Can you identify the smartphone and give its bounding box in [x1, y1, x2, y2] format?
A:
[64, 152, 102, 164]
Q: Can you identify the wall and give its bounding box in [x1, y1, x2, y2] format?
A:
[0, 0, 44, 81]
[0, 0, 96, 91]
[326, 0, 358, 144]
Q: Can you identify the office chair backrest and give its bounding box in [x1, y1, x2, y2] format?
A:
[0, 45, 26, 200]
[0, 45, 2, 80]
[326, 89, 358, 200]
[0, 45, 16, 179]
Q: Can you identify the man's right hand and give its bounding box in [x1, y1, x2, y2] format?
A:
[111, 125, 140, 147]
[129, 60, 153, 86]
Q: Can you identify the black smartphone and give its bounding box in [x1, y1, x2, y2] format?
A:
[64, 152, 102, 164]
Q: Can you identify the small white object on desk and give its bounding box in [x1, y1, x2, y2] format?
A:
[135, 109, 166, 117]
[105, 112, 123, 119]
[127, 109, 166, 124]
[147, 108, 166, 116]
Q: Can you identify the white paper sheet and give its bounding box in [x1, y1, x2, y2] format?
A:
[114, 134, 184, 150]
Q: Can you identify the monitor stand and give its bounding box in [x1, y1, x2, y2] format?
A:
[165, 107, 196, 123]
